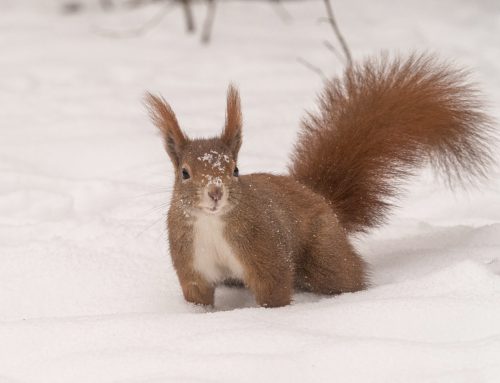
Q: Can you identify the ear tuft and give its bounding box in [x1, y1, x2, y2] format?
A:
[221, 84, 243, 158]
[144, 92, 187, 167]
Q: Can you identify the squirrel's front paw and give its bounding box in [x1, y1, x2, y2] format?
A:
[181, 281, 215, 306]
[253, 283, 292, 308]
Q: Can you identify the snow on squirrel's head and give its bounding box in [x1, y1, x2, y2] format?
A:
[145, 85, 243, 216]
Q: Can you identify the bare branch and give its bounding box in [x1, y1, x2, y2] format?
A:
[322, 0, 352, 67]
[180, 0, 196, 33]
[323, 40, 345, 65]
[92, 2, 174, 38]
[270, 0, 292, 23]
[297, 57, 328, 82]
[201, 0, 217, 44]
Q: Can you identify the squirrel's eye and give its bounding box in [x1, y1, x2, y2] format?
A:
[181, 168, 190, 180]
[233, 167, 239, 177]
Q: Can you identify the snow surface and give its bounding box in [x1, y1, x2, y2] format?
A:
[1, 0, 500, 381]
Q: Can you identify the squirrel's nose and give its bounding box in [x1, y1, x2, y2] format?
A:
[207, 185, 223, 202]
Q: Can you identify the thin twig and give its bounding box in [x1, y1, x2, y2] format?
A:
[322, 0, 352, 66]
[93, 2, 174, 38]
[296, 57, 328, 82]
[269, 0, 292, 23]
[201, 0, 217, 44]
[180, 0, 196, 32]
[323, 40, 345, 65]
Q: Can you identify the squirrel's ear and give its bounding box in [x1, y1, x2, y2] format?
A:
[144, 92, 188, 167]
[221, 84, 242, 159]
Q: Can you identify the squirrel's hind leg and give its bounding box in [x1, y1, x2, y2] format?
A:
[296, 213, 367, 295]
[239, 252, 294, 308]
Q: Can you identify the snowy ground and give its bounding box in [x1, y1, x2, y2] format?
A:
[1, 0, 500, 381]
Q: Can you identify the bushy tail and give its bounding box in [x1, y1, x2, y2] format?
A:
[289, 53, 495, 233]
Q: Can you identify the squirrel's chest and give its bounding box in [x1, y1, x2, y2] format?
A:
[191, 214, 245, 283]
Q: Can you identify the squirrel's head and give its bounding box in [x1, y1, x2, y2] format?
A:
[145, 85, 242, 216]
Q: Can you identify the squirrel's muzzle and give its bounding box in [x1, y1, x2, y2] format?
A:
[207, 185, 223, 203]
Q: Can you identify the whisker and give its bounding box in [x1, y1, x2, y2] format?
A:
[135, 213, 167, 238]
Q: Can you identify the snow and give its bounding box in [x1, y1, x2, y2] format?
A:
[198, 150, 230, 173]
[1, 0, 500, 381]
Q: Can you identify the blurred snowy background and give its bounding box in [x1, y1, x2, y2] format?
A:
[0, 0, 499, 381]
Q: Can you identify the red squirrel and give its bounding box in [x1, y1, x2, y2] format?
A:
[145, 54, 494, 308]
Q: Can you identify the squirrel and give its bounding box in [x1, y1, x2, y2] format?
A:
[145, 54, 494, 308]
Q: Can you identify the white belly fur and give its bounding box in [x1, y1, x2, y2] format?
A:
[192, 213, 245, 283]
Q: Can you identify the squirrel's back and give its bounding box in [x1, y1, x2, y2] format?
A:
[289, 54, 495, 233]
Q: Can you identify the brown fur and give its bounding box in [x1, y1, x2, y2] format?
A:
[145, 55, 494, 308]
[145, 93, 188, 167]
[290, 54, 494, 233]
